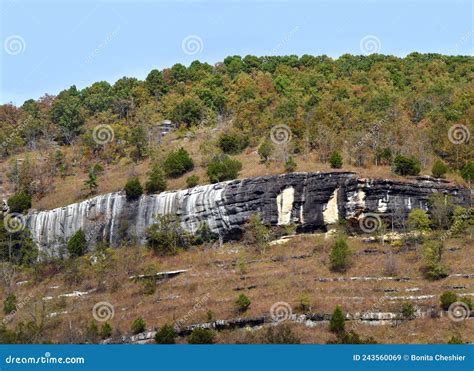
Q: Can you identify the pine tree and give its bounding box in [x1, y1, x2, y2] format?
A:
[329, 305, 345, 333]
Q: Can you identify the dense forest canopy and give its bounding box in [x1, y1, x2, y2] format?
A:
[0, 53, 472, 188]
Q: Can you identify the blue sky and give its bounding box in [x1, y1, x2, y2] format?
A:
[1, 0, 472, 105]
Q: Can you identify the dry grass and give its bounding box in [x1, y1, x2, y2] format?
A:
[1, 232, 472, 344]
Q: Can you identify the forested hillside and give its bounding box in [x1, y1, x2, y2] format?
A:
[0, 53, 472, 207]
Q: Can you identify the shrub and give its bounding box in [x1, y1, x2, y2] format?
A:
[131, 317, 146, 334]
[67, 229, 87, 258]
[7, 191, 32, 214]
[187, 328, 215, 344]
[440, 291, 457, 311]
[163, 148, 194, 178]
[329, 236, 350, 272]
[207, 310, 215, 322]
[297, 293, 311, 312]
[393, 155, 421, 176]
[460, 161, 474, 182]
[447, 335, 463, 344]
[328, 330, 377, 344]
[124, 177, 143, 200]
[154, 324, 176, 344]
[235, 294, 251, 313]
[192, 222, 218, 245]
[85, 321, 99, 342]
[261, 324, 300, 344]
[401, 302, 415, 319]
[3, 293, 16, 315]
[407, 209, 431, 232]
[284, 156, 297, 173]
[207, 155, 242, 183]
[243, 214, 270, 253]
[431, 159, 448, 178]
[422, 240, 448, 280]
[185, 174, 200, 188]
[218, 131, 249, 154]
[329, 151, 343, 169]
[329, 305, 345, 333]
[258, 140, 273, 163]
[145, 164, 167, 194]
[100, 323, 112, 339]
[146, 215, 190, 255]
[460, 296, 473, 310]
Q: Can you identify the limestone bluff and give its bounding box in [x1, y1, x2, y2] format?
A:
[25, 172, 471, 257]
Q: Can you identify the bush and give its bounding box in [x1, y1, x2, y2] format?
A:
[422, 240, 448, 280]
[329, 305, 345, 333]
[243, 214, 270, 253]
[187, 327, 215, 344]
[67, 229, 87, 258]
[163, 148, 194, 178]
[407, 209, 431, 232]
[100, 323, 112, 339]
[440, 291, 457, 311]
[329, 236, 350, 272]
[328, 330, 377, 344]
[3, 293, 16, 315]
[284, 156, 297, 173]
[447, 335, 463, 344]
[258, 140, 273, 163]
[235, 294, 251, 313]
[185, 174, 200, 188]
[85, 321, 99, 342]
[401, 302, 415, 319]
[7, 191, 32, 214]
[154, 324, 176, 344]
[431, 159, 448, 178]
[146, 215, 190, 255]
[297, 293, 311, 312]
[329, 151, 343, 169]
[207, 155, 242, 183]
[124, 177, 143, 200]
[218, 131, 248, 154]
[261, 324, 300, 344]
[393, 155, 421, 176]
[460, 161, 474, 182]
[460, 296, 473, 310]
[131, 317, 146, 334]
[145, 164, 167, 194]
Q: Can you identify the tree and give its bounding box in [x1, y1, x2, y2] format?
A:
[3, 293, 16, 315]
[67, 229, 87, 258]
[258, 140, 273, 163]
[185, 174, 200, 188]
[131, 317, 146, 335]
[431, 159, 448, 178]
[207, 155, 242, 183]
[329, 236, 350, 272]
[407, 209, 431, 232]
[145, 69, 167, 97]
[124, 177, 143, 201]
[187, 328, 215, 344]
[393, 155, 421, 176]
[7, 191, 32, 214]
[460, 161, 473, 183]
[99, 323, 112, 339]
[235, 294, 251, 313]
[422, 239, 448, 280]
[440, 291, 457, 311]
[154, 324, 176, 344]
[83, 168, 98, 195]
[284, 156, 297, 173]
[163, 148, 194, 178]
[146, 215, 190, 255]
[145, 164, 167, 194]
[218, 131, 248, 154]
[329, 305, 345, 333]
[50, 86, 85, 143]
[171, 97, 203, 127]
[329, 151, 343, 169]
[243, 214, 270, 254]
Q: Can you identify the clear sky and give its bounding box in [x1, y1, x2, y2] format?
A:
[1, 0, 472, 105]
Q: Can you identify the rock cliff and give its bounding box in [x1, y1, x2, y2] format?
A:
[25, 172, 471, 256]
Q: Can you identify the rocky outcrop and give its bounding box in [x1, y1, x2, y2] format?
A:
[26, 172, 471, 256]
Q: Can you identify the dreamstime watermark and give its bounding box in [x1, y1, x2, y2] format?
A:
[448, 124, 470, 145]
[267, 25, 300, 58]
[360, 35, 381, 55]
[352, 118, 386, 153]
[3, 213, 26, 233]
[92, 301, 114, 322]
[270, 124, 292, 145]
[2, 293, 33, 324]
[84, 27, 120, 64]
[181, 35, 203, 55]
[440, 208, 473, 241]
[0, 117, 33, 151]
[174, 292, 210, 329]
[4, 35, 26, 55]
[92, 124, 114, 145]
[359, 213, 382, 233]
[270, 301, 292, 323]
[447, 301, 470, 322]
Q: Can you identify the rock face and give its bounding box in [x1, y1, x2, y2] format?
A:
[26, 172, 471, 256]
